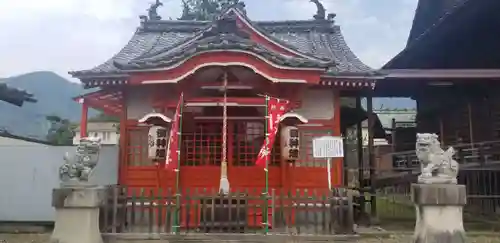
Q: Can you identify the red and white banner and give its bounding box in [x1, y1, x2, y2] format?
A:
[165, 93, 184, 171]
[255, 96, 290, 167]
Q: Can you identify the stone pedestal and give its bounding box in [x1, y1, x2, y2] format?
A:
[411, 184, 467, 243]
[50, 186, 105, 243]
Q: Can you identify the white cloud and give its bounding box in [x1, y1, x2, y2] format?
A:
[0, 0, 417, 80]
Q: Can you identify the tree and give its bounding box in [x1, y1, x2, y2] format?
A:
[178, 0, 244, 21]
[88, 112, 119, 123]
[46, 115, 75, 145]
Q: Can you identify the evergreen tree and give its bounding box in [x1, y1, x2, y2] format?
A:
[46, 115, 75, 145]
[179, 0, 244, 21]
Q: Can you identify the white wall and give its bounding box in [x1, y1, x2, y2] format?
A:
[0, 136, 46, 147]
[0, 145, 118, 222]
[295, 89, 335, 120]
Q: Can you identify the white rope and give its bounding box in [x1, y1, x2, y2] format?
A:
[222, 72, 228, 166]
[219, 71, 230, 194]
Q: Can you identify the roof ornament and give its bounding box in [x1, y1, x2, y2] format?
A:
[221, 0, 247, 15]
[310, 0, 326, 20]
[148, 0, 163, 21]
[179, 0, 246, 21]
[179, 0, 195, 20]
[327, 13, 336, 21]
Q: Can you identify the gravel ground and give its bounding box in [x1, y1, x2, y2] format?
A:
[1, 234, 500, 243]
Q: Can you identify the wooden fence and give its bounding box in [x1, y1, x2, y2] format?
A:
[99, 187, 355, 236]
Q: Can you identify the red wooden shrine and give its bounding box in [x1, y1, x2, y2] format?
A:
[70, 4, 378, 208]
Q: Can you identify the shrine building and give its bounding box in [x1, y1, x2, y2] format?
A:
[70, 1, 382, 194]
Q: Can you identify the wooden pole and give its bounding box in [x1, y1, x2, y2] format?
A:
[467, 102, 474, 145]
[118, 90, 128, 185]
[173, 93, 184, 234]
[79, 98, 88, 137]
[391, 118, 396, 152]
[263, 95, 270, 234]
[367, 92, 376, 219]
[439, 116, 445, 145]
[355, 96, 364, 215]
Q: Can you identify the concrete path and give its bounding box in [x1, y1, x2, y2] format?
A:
[1, 233, 500, 243]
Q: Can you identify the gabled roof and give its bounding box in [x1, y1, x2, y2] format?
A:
[115, 9, 333, 71]
[70, 7, 372, 87]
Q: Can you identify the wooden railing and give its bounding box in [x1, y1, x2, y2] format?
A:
[99, 187, 355, 235]
[391, 140, 500, 170]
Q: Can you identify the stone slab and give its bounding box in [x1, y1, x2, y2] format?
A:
[412, 183, 467, 243]
[411, 183, 466, 206]
[52, 186, 106, 208]
[51, 187, 104, 243]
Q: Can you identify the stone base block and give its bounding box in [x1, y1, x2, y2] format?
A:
[411, 183, 467, 243]
[50, 186, 105, 243]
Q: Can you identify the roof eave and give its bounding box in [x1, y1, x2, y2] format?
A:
[321, 71, 386, 80]
[115, 45, 333, 72]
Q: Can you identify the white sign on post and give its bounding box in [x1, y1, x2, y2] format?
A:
[313, 136, 344, 158]
[312, 136, 344, 191]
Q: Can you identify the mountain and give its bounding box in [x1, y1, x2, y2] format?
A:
[0, 71, 96, 140]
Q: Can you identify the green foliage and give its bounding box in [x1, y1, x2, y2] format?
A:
[0, 71, 97, 140]
[178, 0, 243, 21]
[89, 112, 119, 123]
[46, 115, 75, 145]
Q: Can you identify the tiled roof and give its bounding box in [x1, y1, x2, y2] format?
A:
[383, 0, 472, 69]
[407, 0, 468, 46]
[70, 9, 371, 80]
[0, 83, 37, 107]
[115, 32, 333, 70]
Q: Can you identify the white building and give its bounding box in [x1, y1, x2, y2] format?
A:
[360, 109, 417, 146]
[73, 122, 119, 145]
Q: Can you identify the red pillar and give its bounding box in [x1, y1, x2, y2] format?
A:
[79, 98, 88, 137]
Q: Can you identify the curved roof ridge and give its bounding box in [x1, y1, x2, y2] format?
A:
[141, 18, 337, 32]
[70, 8, 373, 83]
[134, 24, 212, 61]
[138, 8, 334, 64]
[115, 33, 332, 71]
[228, 8, 333, 63]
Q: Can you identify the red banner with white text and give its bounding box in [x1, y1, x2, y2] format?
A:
[255, 96, 289, 167]
[165, 93, 184, 171]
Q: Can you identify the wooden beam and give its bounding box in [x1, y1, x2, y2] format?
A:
[174, 97, 266, 107]
[383, 69, 500, 79]
[79, 99, 88, 137]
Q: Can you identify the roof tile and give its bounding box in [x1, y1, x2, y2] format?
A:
[70, 12, 372, 80]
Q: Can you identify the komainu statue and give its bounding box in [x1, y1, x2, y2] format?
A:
[59, 137, 102, 185]
[415, 133, 459, 184]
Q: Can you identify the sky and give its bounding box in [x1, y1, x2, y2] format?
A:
[0, 0, 418, 82]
